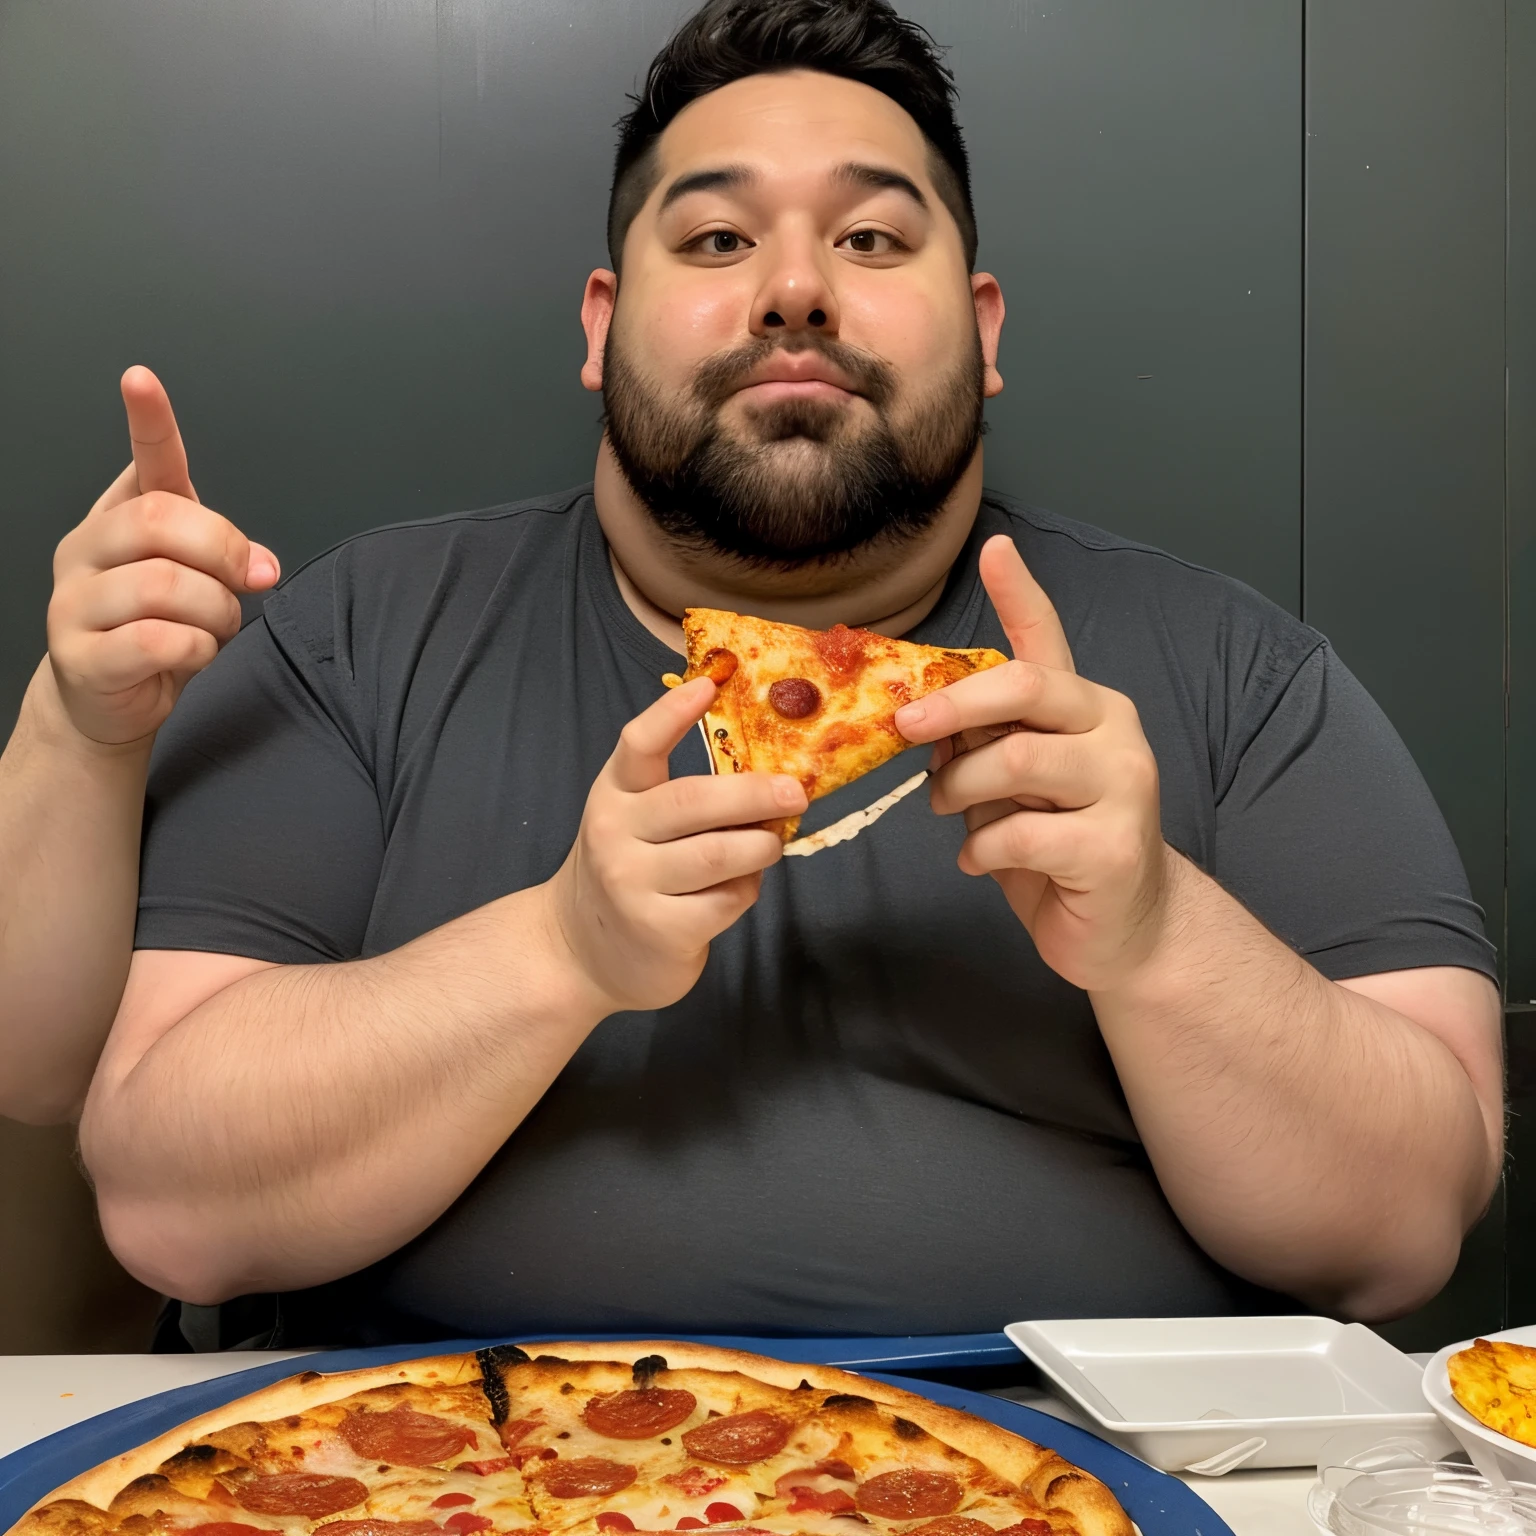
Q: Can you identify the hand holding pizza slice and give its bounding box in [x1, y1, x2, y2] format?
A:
[891, 535, 1173, 996]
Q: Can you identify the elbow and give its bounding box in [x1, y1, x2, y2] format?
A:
[95, 1189, 250, 1305]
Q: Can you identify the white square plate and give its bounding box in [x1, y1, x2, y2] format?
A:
[1005, 1316, 1456, 1473]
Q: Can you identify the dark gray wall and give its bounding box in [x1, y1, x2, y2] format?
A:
[0, 0, 1520, 1348]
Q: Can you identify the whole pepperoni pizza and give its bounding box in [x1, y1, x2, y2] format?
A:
[9, 1342, 1130, 1536]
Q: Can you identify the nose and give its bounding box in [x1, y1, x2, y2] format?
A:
[749, 226, 840, 338]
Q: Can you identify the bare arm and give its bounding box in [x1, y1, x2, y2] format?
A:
[898, 534, 1503, 1318]
[81, 678, 809, 1303]
[1090, 858, 1500, 1318]
[0, 666, 152, 1123]
[0, 369, 277, 1124]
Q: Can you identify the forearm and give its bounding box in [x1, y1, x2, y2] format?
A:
[1090, 850, 1500, 1317]
[0, 660, 150, 1123]
[80, 885, 607, 1301]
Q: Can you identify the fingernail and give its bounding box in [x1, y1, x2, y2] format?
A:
[773, 776, 806, 808]
[895, 701, 927, 731]
[249, 557, 277, 586]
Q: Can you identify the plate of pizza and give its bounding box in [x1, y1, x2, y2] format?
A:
[0, 1339, 1230, 1536]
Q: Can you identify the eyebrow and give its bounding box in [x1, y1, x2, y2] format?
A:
[832, 161, 930, 211]
[656, 165, 757, 215]
[654, 160, 930, 217]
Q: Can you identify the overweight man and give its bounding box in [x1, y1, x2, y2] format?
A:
[0, 0, 1501, 1348]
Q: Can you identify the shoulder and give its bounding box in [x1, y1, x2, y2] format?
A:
[260, 485, 590, 670]
[980, 490, 1325, 694]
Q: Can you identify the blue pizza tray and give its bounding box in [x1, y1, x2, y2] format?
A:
[0, 1333, 1232, 1536]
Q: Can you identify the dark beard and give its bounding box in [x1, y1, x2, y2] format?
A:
[602, 327, 984, 566]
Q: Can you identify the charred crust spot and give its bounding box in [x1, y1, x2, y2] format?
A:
[714, 728, 729, 740]
[892, 1417, 924, 1440]
[820, 1394, 874, 1411]
[1044, 1472, 1083, 1499]
[376, 1465, 390, 1474]
[475, 1347, 518, 1425]
[797, 1380, 813, 1391]
[535, 1354, 569, 1365]
[557, 1432, 571, 1439]
[660, 1438, 672, 1446]
[162, 1445, 218, 1468]
[560, 1383, 574, 1394]
[631, 1354, 669, 1387]
[297, 1372, 323, 1384]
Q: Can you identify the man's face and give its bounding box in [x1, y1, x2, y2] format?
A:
[596, 70, 997, 567]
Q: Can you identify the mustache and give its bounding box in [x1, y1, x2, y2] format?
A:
[690, 334, 897, 412]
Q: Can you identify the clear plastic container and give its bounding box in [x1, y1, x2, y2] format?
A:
[1310, 1453, 1536, 1535]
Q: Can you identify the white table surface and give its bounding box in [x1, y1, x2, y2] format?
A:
[0, 1354, 1316, 1535]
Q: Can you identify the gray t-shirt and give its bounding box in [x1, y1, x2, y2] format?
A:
[137, 487, 1494, 1346]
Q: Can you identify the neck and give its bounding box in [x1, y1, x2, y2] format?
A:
[593, 436, 985, 654]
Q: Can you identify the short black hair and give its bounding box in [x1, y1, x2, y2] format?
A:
[607, 0, 977, 272]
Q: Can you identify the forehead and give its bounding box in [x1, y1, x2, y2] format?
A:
[654, 69, 934, 192]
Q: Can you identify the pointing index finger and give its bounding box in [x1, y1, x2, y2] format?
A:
[979, 534, 1074, 674]
[121, 366, 197, 503]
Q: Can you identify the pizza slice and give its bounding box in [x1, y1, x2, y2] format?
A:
[662, 609, 1007, 848]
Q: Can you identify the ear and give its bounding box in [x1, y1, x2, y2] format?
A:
[971, 272, 1005, 399]
[580, 269, 618, 393]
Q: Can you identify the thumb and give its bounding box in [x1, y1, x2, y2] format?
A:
[978, 534, 1075, 674]
[120, 365, 197, 502]
[243, 541, 281, 592]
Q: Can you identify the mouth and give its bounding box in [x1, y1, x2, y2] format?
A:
[731, 355, 863, 407]
[733, 377, 860, 406]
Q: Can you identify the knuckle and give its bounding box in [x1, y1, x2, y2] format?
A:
[141, 558, 183, 605]
[1000, 729, 1039, 778]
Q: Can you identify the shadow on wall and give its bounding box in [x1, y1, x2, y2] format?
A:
[0, 1121, 161, 1352]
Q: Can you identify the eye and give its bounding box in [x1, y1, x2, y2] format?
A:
[839, 228, 905, 256]
[688, 229, 752, 256]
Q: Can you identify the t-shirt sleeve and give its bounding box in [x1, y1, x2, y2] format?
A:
[135, 607, 383, 964]
[1211, 641, 1496, 981]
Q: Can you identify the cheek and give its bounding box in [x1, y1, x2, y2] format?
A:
[632, 277, 753, 381]
[839, 277, 963, 375]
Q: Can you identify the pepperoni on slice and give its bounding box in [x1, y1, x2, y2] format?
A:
[596, 1517, 635, 1533]
[905, 1519, 998, 1536]
[681, 1412, 792, 1466]
[185, 1524, 278, 1536]
[235, 1474, 369, 1518]
[676, 1522, 706, 1531]
[995, 1522, 1052, 1536]
[703, 1503, 743, 1525]
[785, 1488, 856, 1516]
[583, 1388, 697, 1440]
[442, 1515, 494, 1535]
[431, 1495, 476, 1510]
[460, 1457, 513, 1476]
[768, 679, 822, 720]
[856, 1472, 963, 1520]
[340, 1406, 478, 1468]
[535, 1458, 638, 1499]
